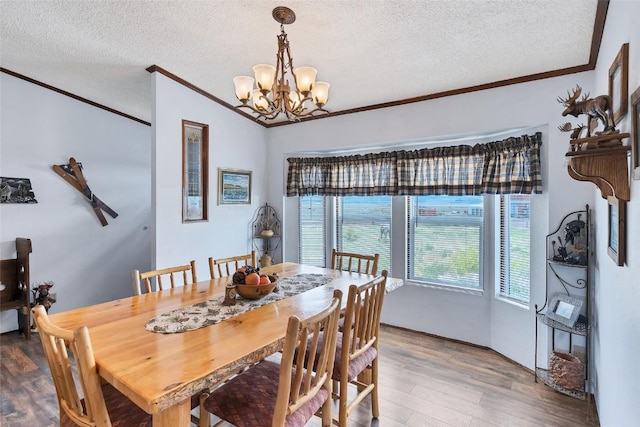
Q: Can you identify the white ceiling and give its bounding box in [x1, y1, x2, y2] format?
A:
[0, 0, 602, 125]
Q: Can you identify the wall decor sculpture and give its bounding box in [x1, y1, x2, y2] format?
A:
[0, 177, 38, 203]
[558, 84, 631, 201]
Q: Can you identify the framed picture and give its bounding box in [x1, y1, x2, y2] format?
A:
[608, 43, 629, 125]
[218, 168, 252, 205]
[631, 84, 640, 178]
[546, 293, 583, 328]
[0, 177, 38, 203]
[182, 120, 209, 222]
[607, 196, 625, 266]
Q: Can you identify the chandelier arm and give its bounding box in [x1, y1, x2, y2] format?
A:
[235, 103, 274, 119]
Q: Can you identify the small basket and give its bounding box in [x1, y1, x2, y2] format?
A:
[549, 351, 584, 389]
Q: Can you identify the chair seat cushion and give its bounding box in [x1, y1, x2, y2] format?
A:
[60, 383, 152, 427]
[332, 332, 378, 382]
[202, 360, 329, 427]
[298, 331, 378, 382]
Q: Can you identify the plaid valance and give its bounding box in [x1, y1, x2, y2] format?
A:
[286, 132, 542, 197]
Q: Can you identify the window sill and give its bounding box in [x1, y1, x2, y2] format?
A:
[495, 296, 529, 310]
[406, 280, 484, 297]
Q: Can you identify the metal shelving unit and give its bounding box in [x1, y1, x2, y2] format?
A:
[534, 205, 590, 401]
[250, 203, 281, 267]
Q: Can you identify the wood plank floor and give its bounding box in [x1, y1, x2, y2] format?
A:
[0, 324, 598, 426]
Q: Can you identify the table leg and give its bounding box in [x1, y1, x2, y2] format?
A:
[152, 398, 190, 427]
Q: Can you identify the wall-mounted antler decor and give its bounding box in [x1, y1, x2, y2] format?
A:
[557, 85, 631, 201]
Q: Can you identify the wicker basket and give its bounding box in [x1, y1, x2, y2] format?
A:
[549, 351, 584, 389]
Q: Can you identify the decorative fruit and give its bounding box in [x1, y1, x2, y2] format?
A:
[232, 271, 246, 284]
[245, 266, 259, 276]
[244, 272, 261, 286]
[259, 274, 271, 285]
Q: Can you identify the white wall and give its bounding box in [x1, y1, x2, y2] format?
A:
[590, 1, 640, 425]
[151, 73, 268, 279]
[0, 72, 151, 332]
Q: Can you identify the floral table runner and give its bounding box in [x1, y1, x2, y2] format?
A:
[145, 273, 333, 334]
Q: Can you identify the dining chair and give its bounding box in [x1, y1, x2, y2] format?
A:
[332, 270, 388, 427]
[208, 250, 256, 279]
[33, 304, 153, 426]
[131, 260, 197, 295]
[197, 289, 343, 427]
[330, 249, 379, 276]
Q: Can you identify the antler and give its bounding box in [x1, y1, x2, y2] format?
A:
[557, 85, 582, 105]
[558, 122, 572, 132]
[579, 91, 590, 102]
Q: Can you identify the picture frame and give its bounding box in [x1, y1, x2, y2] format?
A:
[0, 177, 38, 204]
[182, 120, 209, 222]
[607, 196, 625, 266]
[546, 293, 583, 328]
[218, 168, 252, 205]
[631, 84, 640, 178]
[608, 43, 629, 125]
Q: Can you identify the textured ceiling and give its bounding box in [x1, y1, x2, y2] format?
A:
[0, 0, 602, 125]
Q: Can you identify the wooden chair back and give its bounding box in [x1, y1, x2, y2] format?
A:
[0, 237, 32, 339]
[131, 260, 197, 295]
[274, 289, 342, 425]
[335, 270, 387, 426]
[208, 250, 256, 279]
[32, 304, 112, 427]
[330, 249, 379, 276]
[342, 270, 387, 361]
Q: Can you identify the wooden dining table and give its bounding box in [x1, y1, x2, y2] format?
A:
[48, 262, 402, 427]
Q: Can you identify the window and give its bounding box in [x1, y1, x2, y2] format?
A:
[298, 196, 325, 267]
[498, 195, 530, 303]
[336, 196, 392, 273]
[408, 196, 483, 290]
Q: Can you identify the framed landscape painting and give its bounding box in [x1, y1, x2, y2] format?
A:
[218, 168, 252, 205]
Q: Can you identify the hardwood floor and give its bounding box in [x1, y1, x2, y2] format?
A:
[0, 324, 598, 426]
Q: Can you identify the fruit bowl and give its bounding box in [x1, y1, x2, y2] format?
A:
[235, 276, 277, 300]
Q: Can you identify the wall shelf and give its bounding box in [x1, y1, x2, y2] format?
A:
[566, 135, 631, 201]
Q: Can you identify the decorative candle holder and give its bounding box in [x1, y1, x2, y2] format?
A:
[222, 283, 237, 306]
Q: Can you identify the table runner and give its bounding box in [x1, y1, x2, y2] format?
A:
[145, 273, 333, 334]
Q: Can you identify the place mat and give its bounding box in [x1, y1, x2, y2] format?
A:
[145, 273, 333, 334]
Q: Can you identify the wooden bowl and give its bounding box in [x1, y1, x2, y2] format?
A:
[235, 276, 277, 300]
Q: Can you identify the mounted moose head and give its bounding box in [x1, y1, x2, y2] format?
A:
[557, 85, 617, 137]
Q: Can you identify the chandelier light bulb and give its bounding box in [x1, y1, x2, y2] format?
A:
[233, 76, 255, 102]
[253, 64, 276, 93]
[311, 81, 330, 107]
[288, 91, 304, 110]
[293, 66, 317, 95]
[252, 89, 269, 111]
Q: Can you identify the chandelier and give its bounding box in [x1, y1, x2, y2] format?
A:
[232, 6, 330, 121]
